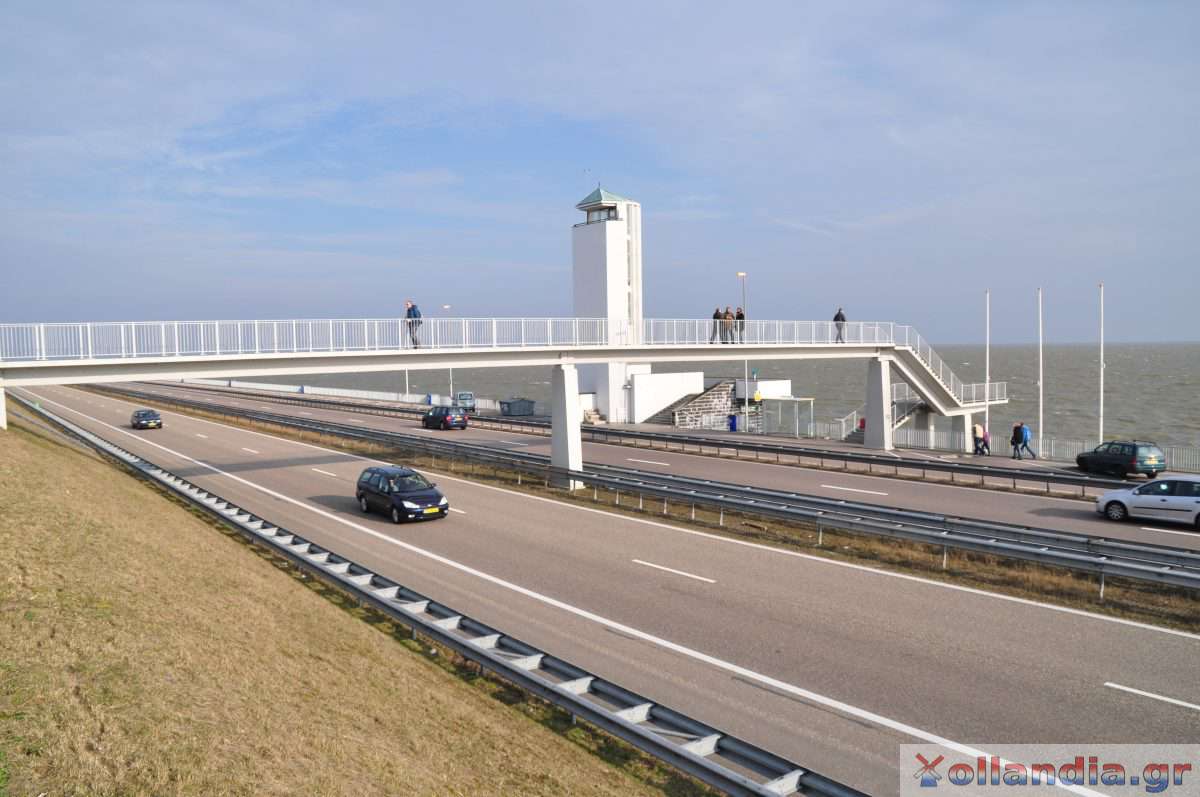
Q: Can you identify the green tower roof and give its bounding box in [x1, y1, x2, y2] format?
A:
[576, 187, 630, 209]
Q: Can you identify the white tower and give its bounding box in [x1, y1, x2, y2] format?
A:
[571, 187, 647, 422]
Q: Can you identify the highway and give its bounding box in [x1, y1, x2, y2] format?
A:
[111, 380, 1200, 552]
[18, 385, 1200, 796]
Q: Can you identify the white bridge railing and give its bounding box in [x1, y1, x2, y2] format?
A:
[0, 316, 1004, 408]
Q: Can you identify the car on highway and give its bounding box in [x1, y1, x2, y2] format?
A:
[130, 409, 163, 429]
[422, 406, 468, 430]
[356, 466, 449, 523]
[1095, 474, 1200, 527]
[1076, 440, 1166, 478]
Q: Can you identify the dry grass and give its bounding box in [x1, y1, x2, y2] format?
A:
[115, 393, 1200, 635]
[0, 410, 718, 797]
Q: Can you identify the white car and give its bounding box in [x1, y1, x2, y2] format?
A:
[1096, 474, 1200, 528]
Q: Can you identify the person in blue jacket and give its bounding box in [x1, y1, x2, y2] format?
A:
[1019, 422, 1037, 459]
[405, 299, 423, 348]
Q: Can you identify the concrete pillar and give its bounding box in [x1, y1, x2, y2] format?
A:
[551, 363, 583, 488]
[911, 409, 935, 448]
[0, 387, 6, 431]
[952, 414, 974, 453]
[864, 357, 894, 450]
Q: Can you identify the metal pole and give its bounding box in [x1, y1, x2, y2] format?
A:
[1099, 281, 1105, 443]
[449, 367, 454, 401]
[1037, 287, 1044, 453]
[742, 359, 749, 433]
[984, 289, 990, 439]
[405, 370, 410, 396]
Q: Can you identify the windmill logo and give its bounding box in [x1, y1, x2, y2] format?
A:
[914, 754, 945, 788]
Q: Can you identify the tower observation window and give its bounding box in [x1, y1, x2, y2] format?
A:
[587, 207, 618, 223]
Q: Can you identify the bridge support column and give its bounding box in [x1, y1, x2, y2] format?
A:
[864, 357, 894, 451]
[551, 363, 583, 489]
[952, 414, 974, 453]
[0, 387, 6, 431]
[911, 409, 935, 448]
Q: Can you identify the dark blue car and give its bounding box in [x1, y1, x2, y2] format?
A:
[356, 466, 449, 523]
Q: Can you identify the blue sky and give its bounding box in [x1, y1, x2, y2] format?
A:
[2, 2, 1197, 342]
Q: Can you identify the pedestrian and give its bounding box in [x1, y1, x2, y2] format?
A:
[709, 307, 721, 344]
[1020, 422, 1037, 459]
[833, 307, 846, 343]
[972, 421, 985, 455]
[405, 299, 423, 348]
[1010, 423, 1023, 459]
[981, 427, 991, 455]
[735, 307, 746, 343]
[721, 306, 734, 343]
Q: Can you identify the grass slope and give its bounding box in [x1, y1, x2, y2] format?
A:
[0, 412, 709, 796]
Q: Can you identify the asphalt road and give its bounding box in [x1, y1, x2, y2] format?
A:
[118, 380, 1200, 552]
[18, 385, 1200, 796]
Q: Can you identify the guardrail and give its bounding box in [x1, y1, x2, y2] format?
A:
[129, 381, 1135, 495]
[81, 385, 1200, 594]
[12, 392, 859, 797]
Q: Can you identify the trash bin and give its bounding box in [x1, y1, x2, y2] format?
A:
[728, 413, 738, 432]
[500, 398, 536, 417]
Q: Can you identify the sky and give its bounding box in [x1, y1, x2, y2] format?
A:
[1, 2, 1197, 343]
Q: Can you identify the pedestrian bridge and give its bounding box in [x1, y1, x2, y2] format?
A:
[0, 317, 1006, 465]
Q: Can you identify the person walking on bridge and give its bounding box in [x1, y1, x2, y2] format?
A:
[1019, 422, 1037, 459]
[833, 307, 846, 343]
[972, 421, 985, 455]
[405, 299, 423, 348]
[709, 307, 721, 343]
[721, 306, 734, 343]
[1010, 423, 1024, 459]
[735, 307, 746, 343]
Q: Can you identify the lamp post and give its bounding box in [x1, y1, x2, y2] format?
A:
[736, 271, 747, 318]
[443, 304, 453, 401]
[984, 289, 990, 442]
[1037, 287, 1044, 454]
[737, 271, 748, 432]
[1098, 283, 1105, 443]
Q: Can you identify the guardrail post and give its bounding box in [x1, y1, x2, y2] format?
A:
[173, 322, 179, 356]
[0, 387, 6, 430]
[328, 319, 334, 351]
[121, 324, 128, 357]
[86, 324, 93, 358]
[213, 321, 219, 355]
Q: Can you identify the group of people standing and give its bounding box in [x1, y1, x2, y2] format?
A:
[709, 306, 746, 343]
[970, 421, 1037, 459]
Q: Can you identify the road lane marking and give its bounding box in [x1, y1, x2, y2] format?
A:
[260, 405, 272, 409]
[1104, 682, 1200, 712]
[42, 387, 1199, 643]
[632, 559, 715, 583]
[449, 507, 467, 514]
[1140, 526, 1196, 538]
[628, 458, 671, 467]
[241, 447, 260, 454]
[195, 433, 208, 439]
[297, 411, 312, 416]
[499, 440, 530, 446]
[311, 468, 340, 478]
[821, 484, 889, 496]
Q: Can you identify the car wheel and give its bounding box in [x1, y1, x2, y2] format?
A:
[359, 495, 369, 513]
[1104, 501, 1128, 522]
[390, 506, 402, 524]
[442, 420, 449, 430]
[1147, 471, 1159, 479]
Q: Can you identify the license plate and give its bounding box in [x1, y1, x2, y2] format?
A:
[423, 507, 440, 514]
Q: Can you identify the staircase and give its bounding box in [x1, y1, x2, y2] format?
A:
[840, 383, 929, 443]
[582, 408, 605, 425]
[644, 392, 701, 425]
[671, 380, 737, 429]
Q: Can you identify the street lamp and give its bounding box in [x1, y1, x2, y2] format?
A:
[736, 272, 748, 432]
[736, 272, 747, 317]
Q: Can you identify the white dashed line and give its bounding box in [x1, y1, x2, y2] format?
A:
[241, 447, 260, 454]
[628, 458, 671, 467]
[1104, 682, 1200, 712]
[1139, 526, 1196, 538]
[499, 439, 530, 446]
[195, 433, 208, 439]
[311, 468, 340, 477]
[820, 484, 889, 496]
[448, 507, 467, 514]
[632, 559, 716, 583]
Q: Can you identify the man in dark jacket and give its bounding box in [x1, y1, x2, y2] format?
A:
[735, 307, 746, 343]
[405, 300, 422, 348]
[709, 307, 721, 343]
[833, 307, 846, 343]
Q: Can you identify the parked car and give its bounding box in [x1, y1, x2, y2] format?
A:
[1076, 440, 1166, 478]
[355, 466, 449, 523]
[1095, 475, 1200, 527]
[130, 409, 163, 429]
[422, 406, 468, 430]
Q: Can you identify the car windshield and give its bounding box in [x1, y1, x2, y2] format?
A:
[136, 411, 158, 418]
[389, 473, 432, 492]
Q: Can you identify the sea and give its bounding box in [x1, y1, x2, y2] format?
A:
[270, 343, 1200, 449]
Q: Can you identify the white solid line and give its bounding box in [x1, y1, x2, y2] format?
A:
[42, 387, 1200, 642]
[241, 447, 260, 454]
[1140, 526, 1197, 538]
[311, 468, 339, 477]
[499, 439, 530, 446]
[632, 559, 716, 583]
[1104, 682, 1200, 712]
[821, 484, 889, 497]
[449, 507, 467, 514]
[628, 458, 671, 467]
[195, 433, 208, 439]
[22, 392, 1056, 777]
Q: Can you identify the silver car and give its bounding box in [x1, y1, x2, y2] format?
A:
[1096, 474, 1200, 527]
